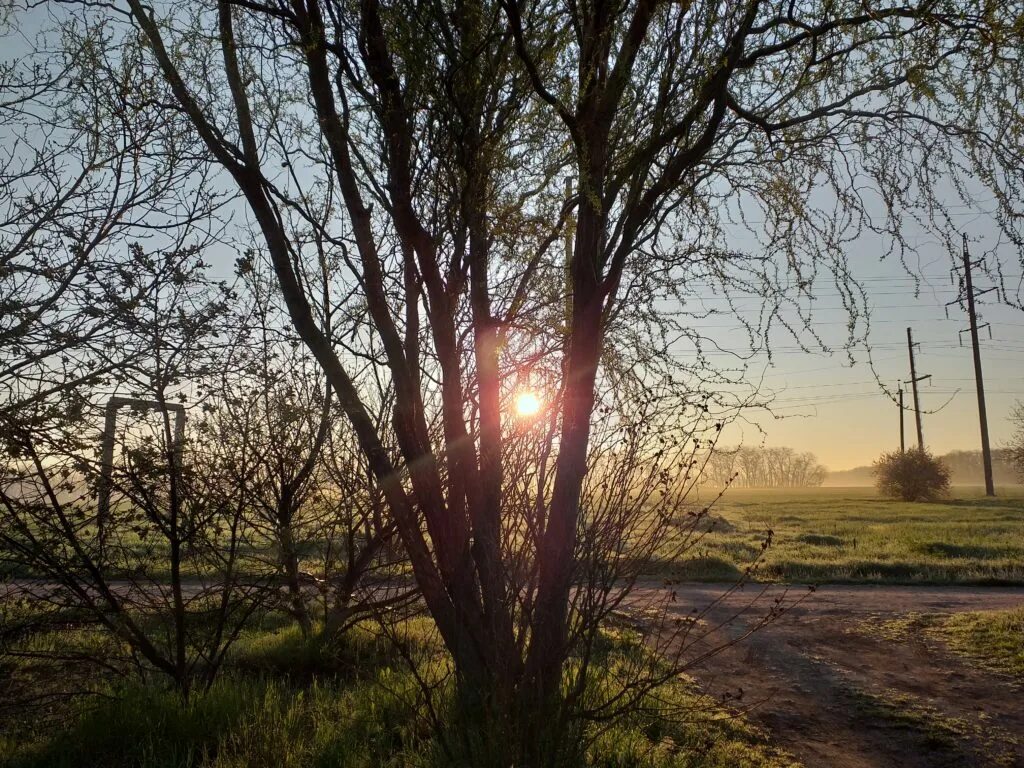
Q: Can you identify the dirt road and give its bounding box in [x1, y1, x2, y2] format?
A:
[629, 583, 1024, 768]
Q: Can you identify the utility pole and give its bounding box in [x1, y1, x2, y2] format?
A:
[898, 383, 905, 453]
[960, 234, 996, 496]
[906, 327, 930, 451]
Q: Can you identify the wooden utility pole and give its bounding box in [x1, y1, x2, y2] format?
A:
[906, 328, 930, 451]
[898, 384, 905, 452]
[961, 235, 996, 496]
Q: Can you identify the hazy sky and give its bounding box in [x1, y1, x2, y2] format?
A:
[710, 209, 1024, 471]
[9, 6, 1022, 474]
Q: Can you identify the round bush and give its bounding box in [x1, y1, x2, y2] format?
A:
[873, 448, 951, 502]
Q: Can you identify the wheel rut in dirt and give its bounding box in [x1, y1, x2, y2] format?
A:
[631, 583, 1024, 768]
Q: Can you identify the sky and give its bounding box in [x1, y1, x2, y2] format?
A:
[7, 5, 1023, 474]
[707, 211, 1024, 471]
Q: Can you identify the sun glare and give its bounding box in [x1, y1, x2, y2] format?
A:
[514, 391, 542, 418]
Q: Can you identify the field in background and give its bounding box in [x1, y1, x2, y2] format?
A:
[661, 487, 1024, 584]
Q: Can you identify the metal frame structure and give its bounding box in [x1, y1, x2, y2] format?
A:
[97, 397, 186, 547]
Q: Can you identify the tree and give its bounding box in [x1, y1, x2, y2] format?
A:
[1, 247, 268, 697]
[1010, 402, 1024, 482]
[207, 262, 404, 639]
[874, 448, 951, 502]
[1, 10, 239, 703]
[1, 10, 220, 431]
[76, 0, 1024, 763]
[938, 449, 1017, 485]
[703, 446, 827, 488]
[0, 242, 424, 709]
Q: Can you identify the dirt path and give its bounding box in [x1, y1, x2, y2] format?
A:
[629, 583, 1024, 768]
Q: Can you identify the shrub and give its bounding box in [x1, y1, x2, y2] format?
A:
[873, 448, 951, 502]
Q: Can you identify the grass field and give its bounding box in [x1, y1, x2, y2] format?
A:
[939, 607, 1024, 678]
[661, 486, 1024, 584]
[7, 487, 1021, 585]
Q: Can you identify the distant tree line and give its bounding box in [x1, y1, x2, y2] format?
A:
[1012, 403, 1024, 481]
[700, 446, 827, 489]
[827, 449, 1022, 486]
[940, 450, 1020, 485]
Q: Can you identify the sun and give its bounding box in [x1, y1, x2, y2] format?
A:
[514, 391, 542, 417]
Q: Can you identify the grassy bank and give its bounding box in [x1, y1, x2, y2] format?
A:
[0, 615, 796, 768]
[659, 487, 1024, 584]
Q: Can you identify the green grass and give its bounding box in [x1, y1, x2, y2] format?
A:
[9, 487, 1021, 586]
[2, 670, 430, 768]
[939, 607, 1024, 678]
[850, 687, 973, 753]
[579, 630, 797, 768]
[0, 515, 411, 582]
[657, 486, 1024, 584]
[0, 616, 796, 768]
[869, 607, 1024, 680]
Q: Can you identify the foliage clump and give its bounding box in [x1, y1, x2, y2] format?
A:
[874, 449, 951, 502]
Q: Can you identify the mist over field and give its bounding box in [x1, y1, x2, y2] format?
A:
[824, 450, 1024, 487]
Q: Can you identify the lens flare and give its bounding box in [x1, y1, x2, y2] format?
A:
[515, 391, 541, 417]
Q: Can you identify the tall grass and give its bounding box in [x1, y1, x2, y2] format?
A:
[1, 619, 794, 768]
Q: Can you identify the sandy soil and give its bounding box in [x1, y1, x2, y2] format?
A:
[630, 583, 1024, 768]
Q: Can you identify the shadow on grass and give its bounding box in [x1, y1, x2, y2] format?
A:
[229, 624, 401, 685]
[942, 495, 1024, 510]
[7, 674, 433, 768]
[654, 557, 1024, 586]
[795, 533, 844, 547]
[908, 542, 1015, 560]
[647, 555, 745, 582]
[759, 560, 1024, 585]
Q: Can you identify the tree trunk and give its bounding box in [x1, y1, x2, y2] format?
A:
[278, 520, 311, 637]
